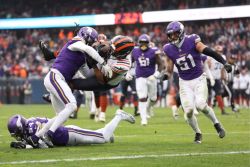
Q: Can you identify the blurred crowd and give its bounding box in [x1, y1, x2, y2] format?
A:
[0, 18, 249, 79]
[0, 0, 249, 18]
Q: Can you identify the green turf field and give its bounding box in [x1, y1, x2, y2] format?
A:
[0, 104, 249, 167]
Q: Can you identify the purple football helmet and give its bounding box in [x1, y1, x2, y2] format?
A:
[7, 114, 26, 141]
[166, 21, 185, 45]
[77, 27, 98, 45]
[138, 34, 150, 51]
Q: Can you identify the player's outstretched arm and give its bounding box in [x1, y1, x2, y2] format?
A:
[39, 40, 58, 61]
[196, 42, 232, 72]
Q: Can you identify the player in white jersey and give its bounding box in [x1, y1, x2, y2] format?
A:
[238, 67, 249, 108]
[207, 45, 228, 115]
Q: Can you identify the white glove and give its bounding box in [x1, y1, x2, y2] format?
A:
[153, 71, 161, 79]
[125, 72, 133, 81]
[210, 79, 215, 87]
[101, 63, 113, 78]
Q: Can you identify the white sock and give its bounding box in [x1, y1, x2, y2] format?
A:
[139, 101, 147, 123]
[49, 103, 76, 132]
[201, 105, 219, 124]
[36, 117, 56, 137]
[172, 105, 178, 116]
[97, 115, 122, 141]
[185, 114, 201, 134]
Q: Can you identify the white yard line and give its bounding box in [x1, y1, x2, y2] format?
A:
[115, 131, 250, 138]
[0, 151, 250, 165]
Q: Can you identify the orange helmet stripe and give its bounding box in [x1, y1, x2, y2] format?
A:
[115, 43, 135, 52]
[114, 37, 130, 46]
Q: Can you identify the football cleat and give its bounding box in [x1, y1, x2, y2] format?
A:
[42, 93, 51, 103]
[41, 131, 54, 148]
[194, 133, 202, 144]
[141, 119, 148, 126]
[69, 111, 78, 119]
[214, 123, 226, 138]
[98, 112, 106, 122]
[89, 113, 95, 119]
[109, 134, 115, 143]
[116, 109, 135, 124]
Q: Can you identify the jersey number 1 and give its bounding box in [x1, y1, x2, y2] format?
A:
[176, 54, 196, 70]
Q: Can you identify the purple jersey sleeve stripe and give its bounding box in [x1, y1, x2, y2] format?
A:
[67, 128, 104, 139]
[49, 72, 70, 104]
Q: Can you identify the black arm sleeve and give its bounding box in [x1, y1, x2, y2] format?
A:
[202, 47, 226, 65]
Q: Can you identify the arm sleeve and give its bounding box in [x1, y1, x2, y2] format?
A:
[68, 41, 105, 65]
[202, 47, 226, 65]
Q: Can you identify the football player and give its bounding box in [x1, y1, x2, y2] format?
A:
[207, 45, 228, 115]
[132, 34, 165, 125]
[8, 109, 135, 149]
[163, 21, 232, 143]
[119, 60, 139, 116]
[27, 27, 113, 148]
[40, 35, 135, 122]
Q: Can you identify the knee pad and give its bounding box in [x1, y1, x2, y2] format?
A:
[184, 109, 193, 118]
[66, 102, 77, 112]
[196, 101, 207, 111]
[150, 96, 157, 102]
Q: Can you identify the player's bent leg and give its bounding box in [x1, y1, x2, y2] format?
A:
[195, 76, 225, 138]
[96, 110, 135, 143]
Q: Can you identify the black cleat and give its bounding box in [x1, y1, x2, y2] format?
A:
[89, 113, 95, 119]
[214, 123, 226, 138]
[194, 133, 202, 144]
[69, 111, 78, 119]
[42, 93, 51, 103]
[221, 110, 229, 115]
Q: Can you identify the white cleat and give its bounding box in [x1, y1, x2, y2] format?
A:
[98, 112, 106, 122]
[141, 119, 148, 126]
[116, 109, 135, 124]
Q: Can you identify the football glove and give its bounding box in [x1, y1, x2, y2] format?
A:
[224, 63, 232, 73]
[101, 62, 113, 78]
[125, 72, 133, 81]
[10, 141, 27, 149]
[39, 40, 55, 61]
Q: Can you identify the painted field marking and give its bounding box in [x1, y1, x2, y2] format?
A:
[0, 150, 250, 165]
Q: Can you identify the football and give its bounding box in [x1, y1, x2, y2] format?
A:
[92, 41, 112, 60]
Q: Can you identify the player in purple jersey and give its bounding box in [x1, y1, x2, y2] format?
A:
[132, 34, 165, 126]
[27, 27, 113, 148]
[8, 109, 135, 149]
[163, 21, 232, 143]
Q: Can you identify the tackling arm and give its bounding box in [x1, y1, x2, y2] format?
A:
[68, 41, 105, 65]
